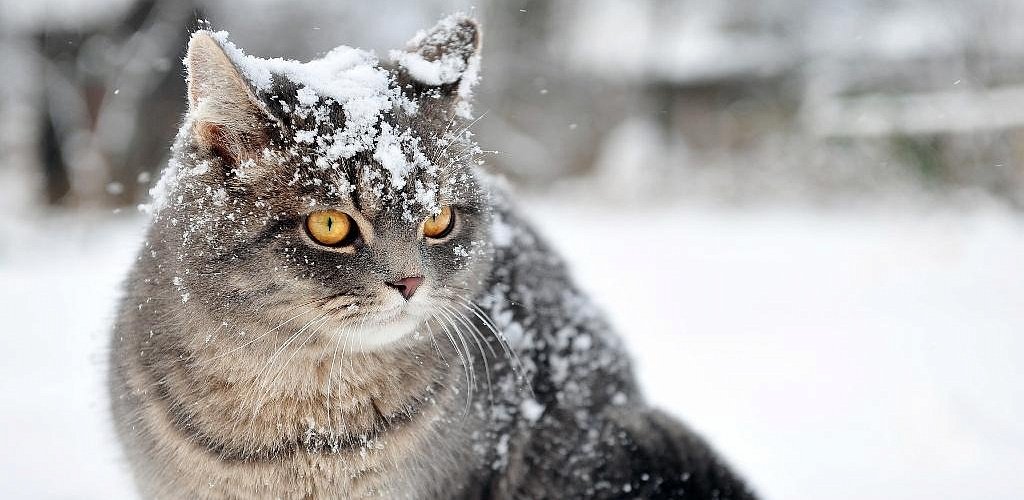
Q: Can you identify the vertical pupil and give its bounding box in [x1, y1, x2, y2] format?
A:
[326, 217, 333, 231]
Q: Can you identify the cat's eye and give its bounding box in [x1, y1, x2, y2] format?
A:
[423, 206, 455, 239]
[306, 209, 356, 246]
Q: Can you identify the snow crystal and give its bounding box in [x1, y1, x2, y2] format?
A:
[413, 182, 439, 214]
[549, 353, 570, 385]
[491, 214, 513, 247]
[372, 122, 413, 189]
[492, 433, 510, 470]
[457, 53, 481, 103]
[183, 161, 210, 178]
[519, 398, 545, 423]
[454, 54, 480, 119]
[390, 49, 467, 86]
[572, 333, 592, 351]
[295, 86, 318, 106]
[145, 158, 180, 213]
[105, 182, 124, 195]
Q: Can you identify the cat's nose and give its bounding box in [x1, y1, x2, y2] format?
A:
[385, 276, 423, 300]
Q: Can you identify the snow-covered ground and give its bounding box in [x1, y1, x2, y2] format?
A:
[529, 200, 1024, 500]
[1, 199, 1022, 499]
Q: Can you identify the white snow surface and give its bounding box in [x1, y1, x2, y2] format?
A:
[1, 200, 1023, 499]
[210, 31, 387, 103]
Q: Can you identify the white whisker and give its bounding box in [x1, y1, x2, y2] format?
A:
[438, 304, 493, 404]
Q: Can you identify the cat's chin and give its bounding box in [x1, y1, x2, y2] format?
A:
[337, 314, 423, 352]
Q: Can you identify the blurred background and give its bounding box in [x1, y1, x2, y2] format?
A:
[1, 0, 1022, 498]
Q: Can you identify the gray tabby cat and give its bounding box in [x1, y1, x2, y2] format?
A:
[109, 14, 757, 500]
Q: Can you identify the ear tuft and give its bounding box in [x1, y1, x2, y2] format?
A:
[392, 14, 481, 87]
[185, 31, 268, 165]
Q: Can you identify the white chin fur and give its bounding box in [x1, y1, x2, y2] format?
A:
[342, 315, 422, 351]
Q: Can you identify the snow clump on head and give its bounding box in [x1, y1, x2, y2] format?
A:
[151, 13, 484, 222]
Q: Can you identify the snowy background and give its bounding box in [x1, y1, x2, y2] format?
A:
[2, 0, 1024, 499]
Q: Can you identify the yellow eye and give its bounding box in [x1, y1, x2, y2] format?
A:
[423, 206, 455, 239]
[306, 209, 355, 246]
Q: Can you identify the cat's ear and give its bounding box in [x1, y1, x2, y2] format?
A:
[185, 31, 271, 166]
[393, 14, 481, 98]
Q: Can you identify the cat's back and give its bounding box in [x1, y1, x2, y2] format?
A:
[480, 206, 756, 499]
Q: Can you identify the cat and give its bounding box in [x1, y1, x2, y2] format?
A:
[108, 13, 757, 500]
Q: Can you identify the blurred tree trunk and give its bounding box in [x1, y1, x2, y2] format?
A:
[35, 0, 200, 206]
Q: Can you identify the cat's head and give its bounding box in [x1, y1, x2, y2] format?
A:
[150, 14, 493, 352]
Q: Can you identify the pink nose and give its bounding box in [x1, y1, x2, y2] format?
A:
[386, 276, 423, 300]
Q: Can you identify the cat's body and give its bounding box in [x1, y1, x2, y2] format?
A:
[109, 15, 756, 499]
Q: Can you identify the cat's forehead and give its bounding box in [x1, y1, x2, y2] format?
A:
[262, 82, 464, 219]
[264, 90, 471, 224]
[263, 64, 422, 159]
[205, 32, 480, 220]
[264, 138, 468, 224]
[234, 41, 414, 156]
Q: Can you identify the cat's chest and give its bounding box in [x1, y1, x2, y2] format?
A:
[158, 407, 463, 499]
[150, 350, 471, 497]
